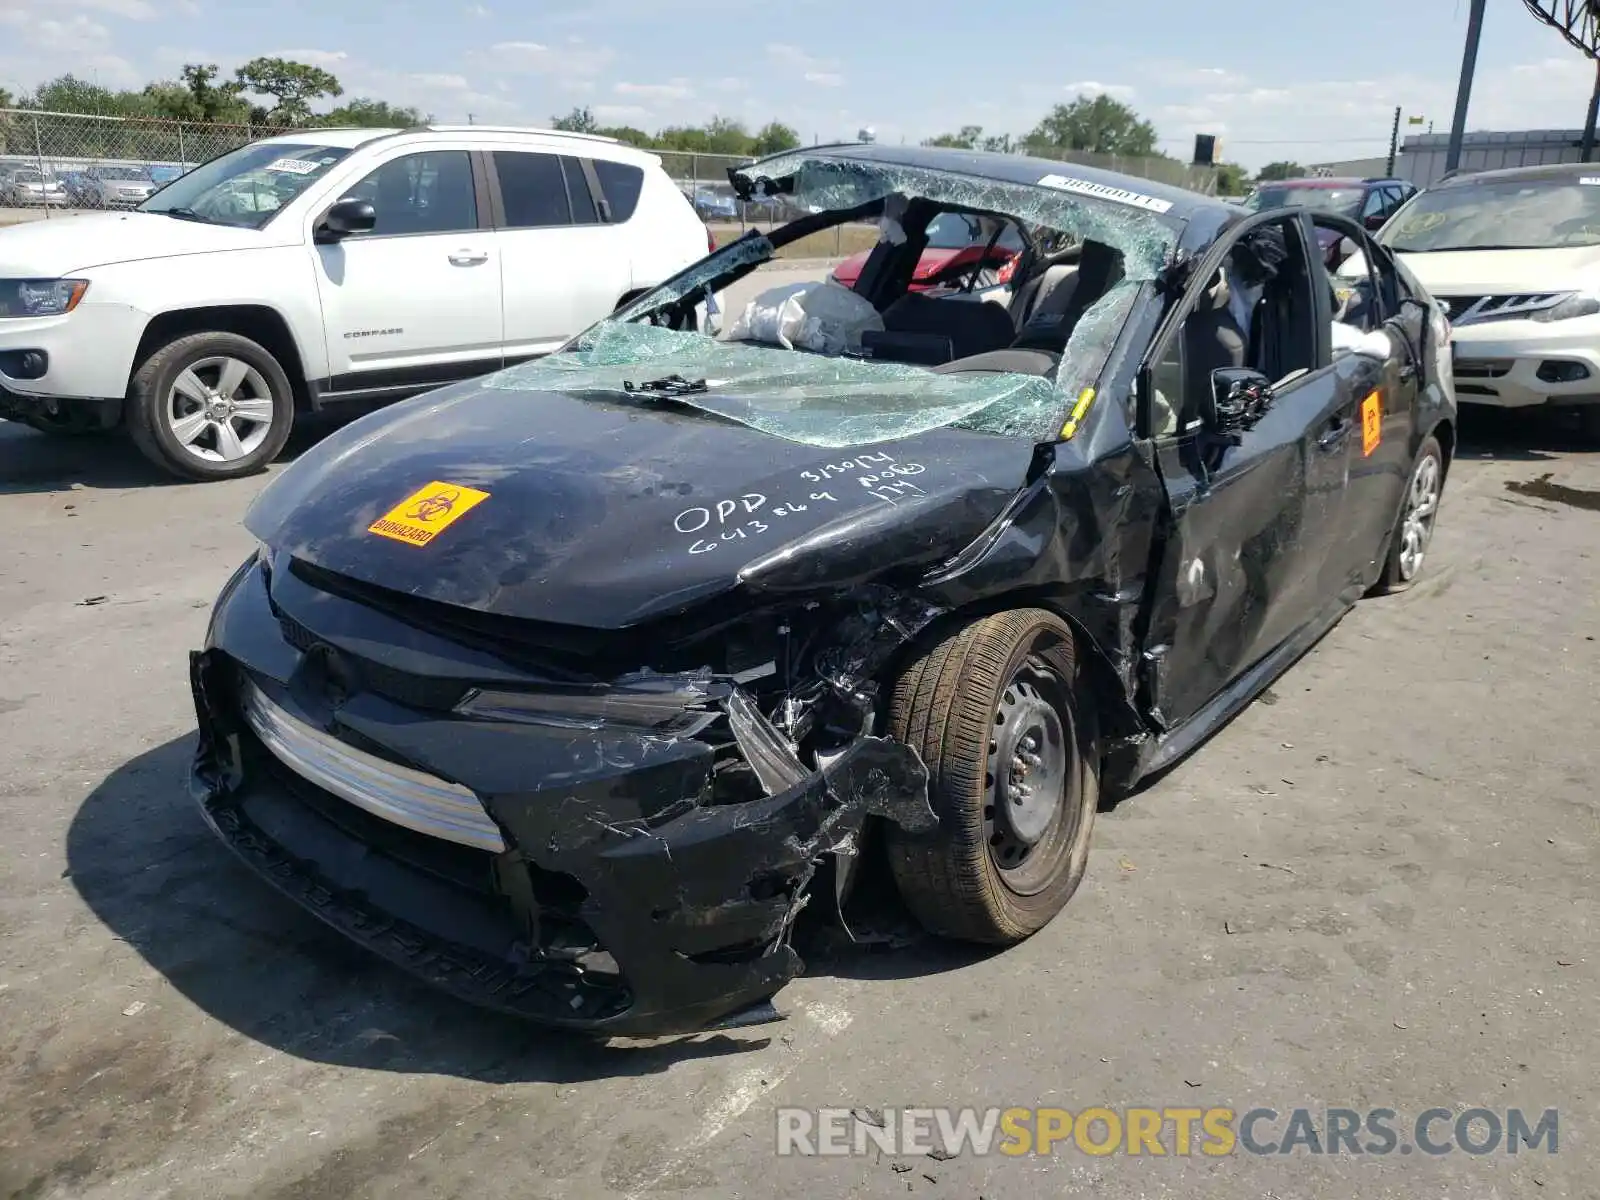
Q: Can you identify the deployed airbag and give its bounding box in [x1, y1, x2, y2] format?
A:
[726, 279, 885, 356]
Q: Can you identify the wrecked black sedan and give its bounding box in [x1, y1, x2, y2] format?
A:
[189, 145, 1455, 1036]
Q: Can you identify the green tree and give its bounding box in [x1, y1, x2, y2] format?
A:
[23, 74, 139, 116]
[1026, 94, 1158, 157]
[179, 64, 250, 123]
[655, 124, 709, 152]
[1213, 161, 1250, 195]
[596, 124, 653, 146]
[750, 120, 799, 156]
[321, 97, 426, 127]
[702, 115, 751, 155]
[1255, 161, 1305, 182]
[923, 124, 984, 149]
[551, 105, 598, 133]
[234, 57, 343, 126]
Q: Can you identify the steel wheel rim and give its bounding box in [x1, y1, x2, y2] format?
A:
[983, 647, 1079, 895]
[1398, 452, 1441, 581]
[165, 355, 274, 464]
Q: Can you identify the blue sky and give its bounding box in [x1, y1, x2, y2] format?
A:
[1, 0, 1595, 169]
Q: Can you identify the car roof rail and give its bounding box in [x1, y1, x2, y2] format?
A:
[418, 124, 621, 143]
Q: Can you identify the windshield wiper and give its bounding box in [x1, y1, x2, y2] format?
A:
[152, 206, 217, 224]
[623, 374, 708, 396]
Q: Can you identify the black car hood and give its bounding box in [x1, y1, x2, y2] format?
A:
[246, 381, 1039, 629]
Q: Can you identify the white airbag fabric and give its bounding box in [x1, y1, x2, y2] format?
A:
[726, 280, 885, 356]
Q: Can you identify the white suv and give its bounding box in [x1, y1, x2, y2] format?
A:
[0, 126, 712, 479]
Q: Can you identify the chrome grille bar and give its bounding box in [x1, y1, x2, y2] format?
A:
[239, 678, 507, 853]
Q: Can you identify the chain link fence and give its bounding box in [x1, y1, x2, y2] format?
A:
[0, 107, 291, 215]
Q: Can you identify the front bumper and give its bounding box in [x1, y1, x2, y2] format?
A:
[0, 302, 149, 403]
[188, 559, 933, 1035]
[1450, 316, 1600, 408]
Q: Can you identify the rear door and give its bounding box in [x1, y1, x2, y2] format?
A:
[1138, 214, 1355, 729]
[487, 149, 629, 361]
[313, 146, 504, 398]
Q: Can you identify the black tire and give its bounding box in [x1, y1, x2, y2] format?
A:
[126, 331, 295, 481]
[1371, 434, 1444, 595]
[1577, 406, 1600, 445]
[885, 609, 1100, 944]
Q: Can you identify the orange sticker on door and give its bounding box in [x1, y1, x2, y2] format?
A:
[367, 481, 490, 547]
[1361, 392, 1382, 457]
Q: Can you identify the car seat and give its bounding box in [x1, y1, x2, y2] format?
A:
[929, 240, 1124, 378]
[875, 291, 1017, 363]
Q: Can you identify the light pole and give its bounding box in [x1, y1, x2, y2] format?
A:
[1445, 0, 1488, 174]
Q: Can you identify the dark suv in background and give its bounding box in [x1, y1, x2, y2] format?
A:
[1246, 176, 1418, 267]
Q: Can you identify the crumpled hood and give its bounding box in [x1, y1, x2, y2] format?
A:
[245, 380, 1038, 629]
[0, 211, 282, 275]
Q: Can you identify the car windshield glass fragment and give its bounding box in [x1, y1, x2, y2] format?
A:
[1383, 178, 1600, 251]
[1248, 186, 1363, 216]
[482, 154, 1174, 448]
[139, 142, 353, 228]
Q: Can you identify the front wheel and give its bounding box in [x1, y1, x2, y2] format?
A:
[1371, 434, 1444, 594]
[126, 331, 295, 481]
[885, 609, 1100, 944]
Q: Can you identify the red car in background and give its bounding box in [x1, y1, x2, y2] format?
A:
[831, 211, 1026, 290]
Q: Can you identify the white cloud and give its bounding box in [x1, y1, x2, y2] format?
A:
[594, 103, 651, 123]
[466, 2, 490, 13]
[486, 39, 614, 77]
[615, 79, 692, 101]
[767, 42, 845, 87]
[71, 0, 157, 18]
[1063, 80, 1137, 100]
[28, 14, 114, 52]
[707, 76, 747, 93]
[266, 48, 350, 66]
[413, 72, 469, 90]
[1146, 53, 1598, 169]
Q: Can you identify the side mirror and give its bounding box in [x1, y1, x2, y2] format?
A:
[1364, 211, 1387, 231]
[315, 197, 376, 243]
[1203, 367, 1275, 444]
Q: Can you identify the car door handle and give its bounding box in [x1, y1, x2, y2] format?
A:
[448, 250, 488, 266]
[1317, 416, 1353, 451]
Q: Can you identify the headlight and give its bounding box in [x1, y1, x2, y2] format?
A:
[1531, 291, 1600, 323]
[455, 670, 728, 737]
[0, 279, 89, 318]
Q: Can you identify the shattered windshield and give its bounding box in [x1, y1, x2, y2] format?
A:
[484, 153, 1179, 448]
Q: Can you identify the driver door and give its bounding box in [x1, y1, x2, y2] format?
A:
[1138, 214, 1355, 731]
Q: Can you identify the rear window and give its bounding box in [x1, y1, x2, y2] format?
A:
[592, 159, 644, 223]
[1247, 186, 1364, 216]
[493, 151, 570, 227]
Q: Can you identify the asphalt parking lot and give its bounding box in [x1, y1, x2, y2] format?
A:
[2, 311, 1598, 1196]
